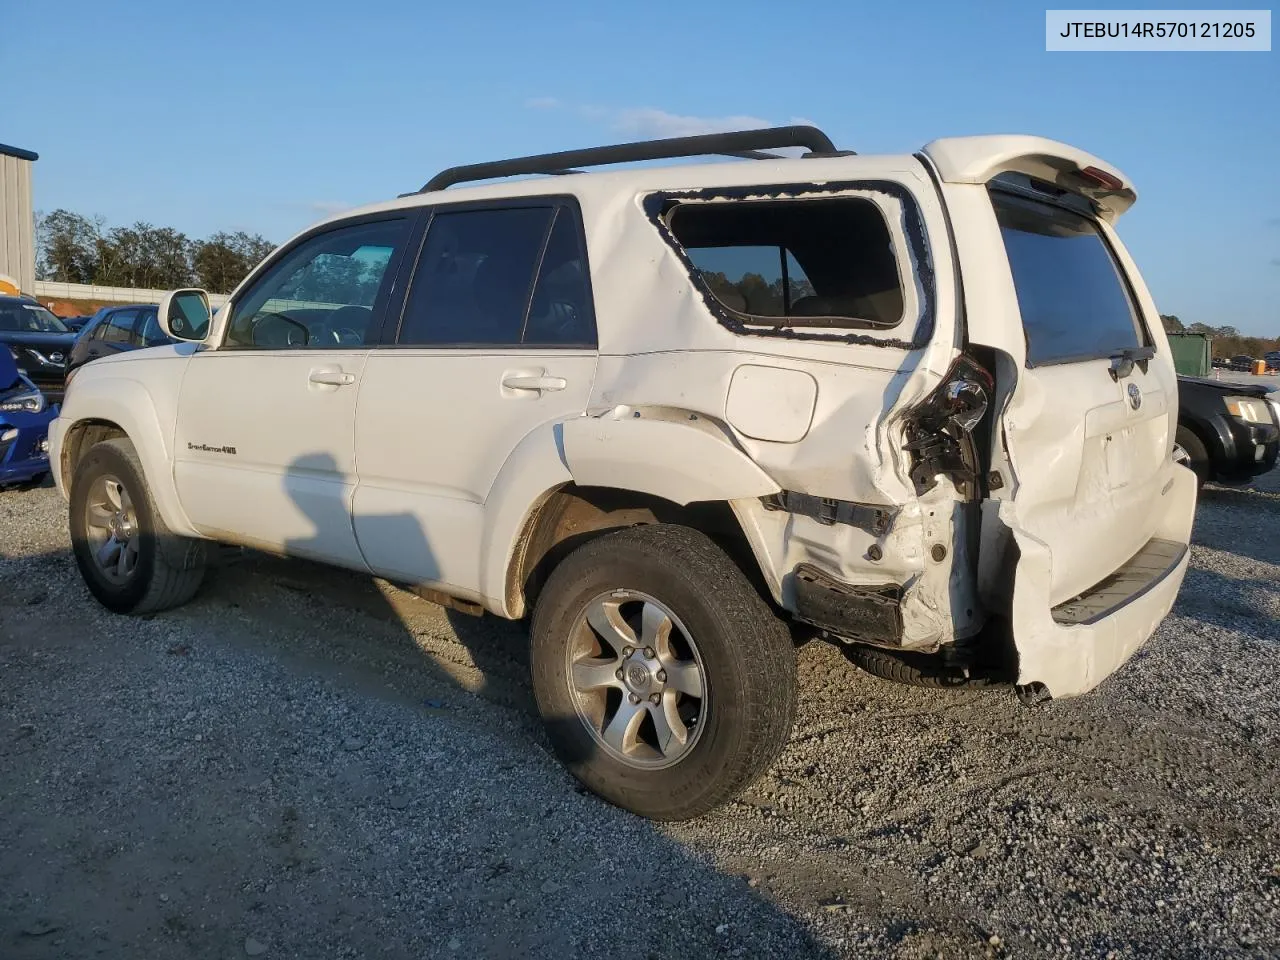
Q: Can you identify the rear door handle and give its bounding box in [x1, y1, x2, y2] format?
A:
[309, 369, 356, 386]
[501, 374, 567, 392]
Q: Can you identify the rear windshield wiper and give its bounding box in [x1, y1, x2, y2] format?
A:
[1109, 345, 1155, 381]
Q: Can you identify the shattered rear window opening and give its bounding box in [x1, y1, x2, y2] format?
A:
[666, 197, 905, 329]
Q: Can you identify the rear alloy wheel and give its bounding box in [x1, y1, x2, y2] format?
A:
[567, 590, 708, 769]
[530, 524, 796, 820]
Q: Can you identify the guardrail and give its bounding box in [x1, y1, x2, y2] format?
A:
[32, 281, 230, 309]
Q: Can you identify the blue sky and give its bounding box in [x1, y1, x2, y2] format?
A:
[5, 0, 1277, 333]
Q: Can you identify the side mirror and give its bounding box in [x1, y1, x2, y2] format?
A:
[157, 289, 212, 342]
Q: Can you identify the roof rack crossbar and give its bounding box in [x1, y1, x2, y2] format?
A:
[721, 149, 784, 160]
[419, 125, 843, 192]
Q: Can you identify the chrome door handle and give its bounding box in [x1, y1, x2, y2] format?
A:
[309, 370, 356, 386]
[501, 375, 567, 392]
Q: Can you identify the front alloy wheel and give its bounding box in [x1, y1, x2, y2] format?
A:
[70, 438, 208, 615]
[83, 473, 141, 584]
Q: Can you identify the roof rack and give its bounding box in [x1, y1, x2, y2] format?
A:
[417, 125, 849, 193]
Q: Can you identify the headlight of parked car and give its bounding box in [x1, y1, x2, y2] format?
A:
[0, 379, 47, 414]
[1224, 396, 1271, 424]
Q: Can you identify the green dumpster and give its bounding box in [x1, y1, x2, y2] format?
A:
[1167, 333, 1211, 377]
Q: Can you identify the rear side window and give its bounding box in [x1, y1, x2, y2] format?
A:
[137, 309, 168, 346]
[397, 204, 596, 347]
[101, 309, 138, 344]
[992, 190, 1146, 366]
[668, 198, 903, 328]
[523, 209, 596, 346]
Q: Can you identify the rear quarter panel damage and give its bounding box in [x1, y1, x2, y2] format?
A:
[568, 167, 971, 650]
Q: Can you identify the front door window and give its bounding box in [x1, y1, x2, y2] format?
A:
[225, 218, 411, 349]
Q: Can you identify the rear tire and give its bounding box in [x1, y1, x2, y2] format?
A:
[530, 524, 796, 820]
[1174, 425, 1210, 489]
[70, 438, 209, 614]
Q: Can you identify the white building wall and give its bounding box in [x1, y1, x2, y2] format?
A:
[32, 280, 229, 309]
[0, 150, 36, 293]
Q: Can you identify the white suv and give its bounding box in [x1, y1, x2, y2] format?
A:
[49, 126, 1196, 819]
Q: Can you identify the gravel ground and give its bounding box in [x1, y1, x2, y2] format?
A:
[2, 471, 1279, 959]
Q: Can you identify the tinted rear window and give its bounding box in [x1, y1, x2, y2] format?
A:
[395, 203, 596, 348]
[992, 190, 1145, 365]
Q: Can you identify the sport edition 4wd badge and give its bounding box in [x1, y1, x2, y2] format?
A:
[187, 442, 238, 455]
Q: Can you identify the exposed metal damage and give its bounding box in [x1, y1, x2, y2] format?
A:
[902, 355, 994, 498]
[793, 564, 902, 645]
[762, 491, 895, 537]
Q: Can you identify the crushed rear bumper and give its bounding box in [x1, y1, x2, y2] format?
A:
[1007, 463, 1196, 698]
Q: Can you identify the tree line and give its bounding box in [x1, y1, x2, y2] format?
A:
[31, 215, 1278, 354]
[1160, 315, 1279, 360]
[35, 209, 274, 294]
[701, 271, 818, 316]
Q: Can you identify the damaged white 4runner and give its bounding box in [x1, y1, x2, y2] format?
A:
[49, 126, 1195, 820]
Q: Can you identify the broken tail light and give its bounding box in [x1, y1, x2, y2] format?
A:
[902, 355, 994, 498]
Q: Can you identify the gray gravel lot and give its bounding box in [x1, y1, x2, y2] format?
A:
[2, 470, 1279, 959]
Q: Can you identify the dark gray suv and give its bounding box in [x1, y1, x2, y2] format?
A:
[66, 304, 174, 383]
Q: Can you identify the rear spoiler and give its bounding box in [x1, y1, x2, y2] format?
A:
[921, 135, 1136, 222]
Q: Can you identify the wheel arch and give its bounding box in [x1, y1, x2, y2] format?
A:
[60, 418, 128, 490]
[56, 381, 198, 538]
[498, 483, 772, 621]
[1176, 414, 1222, 476]
[479, 412, 782, 618]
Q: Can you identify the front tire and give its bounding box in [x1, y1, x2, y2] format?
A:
[70, 438, 208, 614]
[1174, 425, 1209, 489]
[530, 524, 796, 820]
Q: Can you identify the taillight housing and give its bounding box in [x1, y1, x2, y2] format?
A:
[902, 355, 994, 498]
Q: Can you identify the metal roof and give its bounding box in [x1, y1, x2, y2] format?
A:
[0, 143, 38, 162]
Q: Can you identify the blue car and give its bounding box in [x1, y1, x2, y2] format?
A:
[0, 343, 57, 488]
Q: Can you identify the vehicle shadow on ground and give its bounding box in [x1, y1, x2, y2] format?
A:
[0, 538, 836, 959]
[4, 457, 837, 958]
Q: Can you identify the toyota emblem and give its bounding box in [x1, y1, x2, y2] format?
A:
[1127, 382, 1142, 410]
